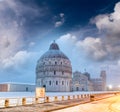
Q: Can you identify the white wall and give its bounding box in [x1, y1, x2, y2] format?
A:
[8, 84, 35, 92]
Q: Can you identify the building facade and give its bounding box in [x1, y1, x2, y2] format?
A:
[72, 71, 106, 91]
[36, 41, 72, 92]
[91, 78, 103, 91]
[72, 71, 89, 91]
[0, 83, 35, 92]
[91, 70, 106, 91]
[100, 70, 107, 91]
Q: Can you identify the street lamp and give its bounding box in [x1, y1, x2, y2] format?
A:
[108, 85, 113, 91]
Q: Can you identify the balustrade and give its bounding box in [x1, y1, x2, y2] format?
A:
[0, 91, 119, 108]
[5, 99, 9, 107]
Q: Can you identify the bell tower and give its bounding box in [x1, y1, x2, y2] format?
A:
[100, 70, 106, 91]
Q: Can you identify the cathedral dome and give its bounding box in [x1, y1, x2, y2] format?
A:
[36, 41, 72, 92]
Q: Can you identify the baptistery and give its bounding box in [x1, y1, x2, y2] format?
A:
[36, 41, 72, 92]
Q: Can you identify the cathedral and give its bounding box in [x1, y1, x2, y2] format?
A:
[36, 41, 72, 92]
[72, 71, 106, 91]
[36, 41, 106, 92]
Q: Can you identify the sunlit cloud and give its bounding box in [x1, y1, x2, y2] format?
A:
[0, 0, 46, 69]
[78, 2, 120, 61]
[54, 13, 65, 27]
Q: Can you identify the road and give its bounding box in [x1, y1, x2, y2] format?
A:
[52, 94, 120, 112]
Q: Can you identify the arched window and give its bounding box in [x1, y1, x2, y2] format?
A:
[49, 81, 51, 85]
[82, 88, 84, 91]
[62, 81, 64, 85]
[62, 71, 64, 75]
[54, 71, 56, 75]
[61, 62, 62, 64]
[76, 87, 79, 91]
[55, 62, 57, 65]
[56, 81, 58, 85]
[26, 87, 28, 91]
[43, 62, 45, 65]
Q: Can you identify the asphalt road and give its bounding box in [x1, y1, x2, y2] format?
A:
[52, 94, 120, 112]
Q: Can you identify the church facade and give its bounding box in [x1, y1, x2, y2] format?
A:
[72, 70, 106, 91]
[72, 71, 89, 91]
[36, 41, 72, 92]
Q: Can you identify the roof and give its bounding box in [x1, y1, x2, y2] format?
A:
[0, 82, 35, 85]
[40, 42, 69, 60]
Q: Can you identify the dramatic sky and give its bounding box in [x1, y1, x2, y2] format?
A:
[0, 0, 120, 87]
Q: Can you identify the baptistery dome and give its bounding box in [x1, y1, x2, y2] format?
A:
[40, 42, 69, 59]
[36, 41, 72, 92]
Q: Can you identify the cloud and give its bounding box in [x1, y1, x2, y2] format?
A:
[0, 0, 55, 83]
[0, 0, 47, 81]
[76, 37, 108, 61]
[57, 4, 120, 61]
[55, 21, 63, 27]
[29, 42, 35, 47]
[56, 33, 120, 84]
[0, 1, 24, 60]
[0, 0, 45, 66]
[83, 2, 120, 61]
[0, 50, 39, 78]
[0, 0, 26, 70]
[57, 33, 77, 44]
[0, 50, 39, 83]
[55, 13, 65, 27]
[91, 2, 120, 36]
[1, 0, 44, 19]
[60, 13, 64, 17]
[1, 51, 31, 69]
[56, 33, 77, 59]
[0, 30, 23, 60]
[57, 33, 108, 61]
